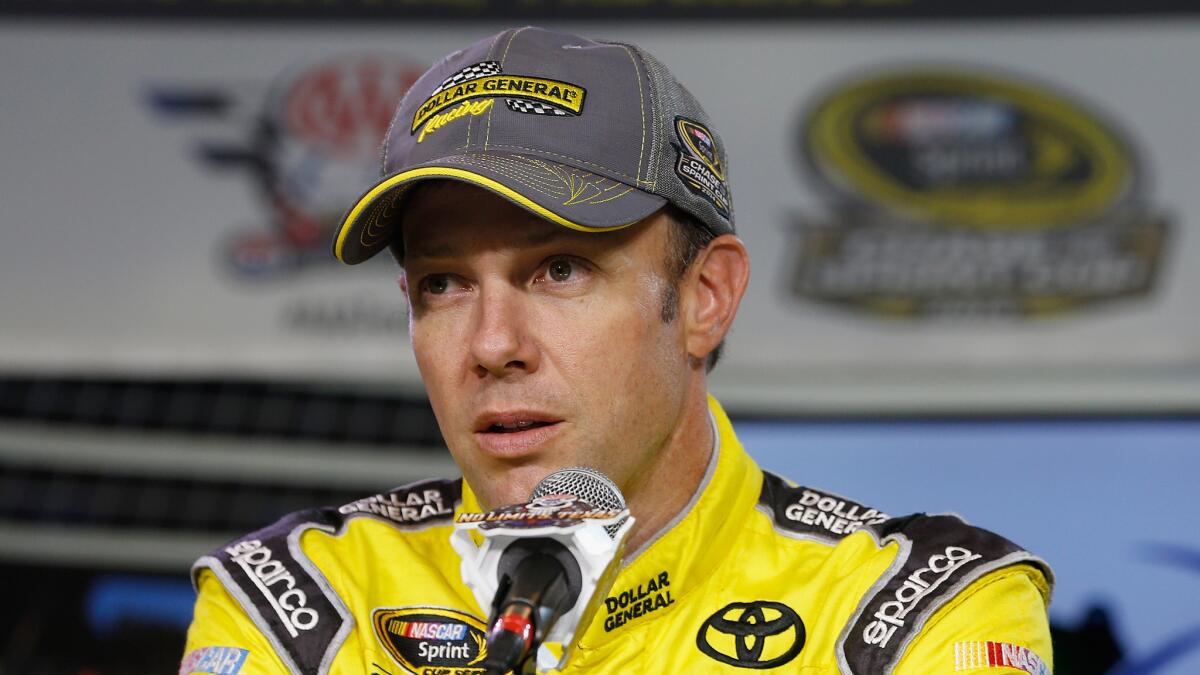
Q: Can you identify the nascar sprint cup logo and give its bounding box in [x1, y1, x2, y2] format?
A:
[790, 68, 1167, 318]
[372, 607, 488, 674]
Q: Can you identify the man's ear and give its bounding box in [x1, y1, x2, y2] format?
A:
[682, 234, 750, 365]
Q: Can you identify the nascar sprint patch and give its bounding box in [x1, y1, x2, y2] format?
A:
[373, 606, 489, 674]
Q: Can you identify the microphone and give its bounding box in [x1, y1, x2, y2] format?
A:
[531, 468, 627, 538]
[479, 537, 580, 673]
[451, 468, 634, 674]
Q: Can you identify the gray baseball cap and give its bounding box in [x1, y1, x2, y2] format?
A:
[333, 26, 734, 265]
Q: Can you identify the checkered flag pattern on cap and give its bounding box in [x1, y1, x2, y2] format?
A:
[506, 99, 571, 116]
[430, 60, 501, 96]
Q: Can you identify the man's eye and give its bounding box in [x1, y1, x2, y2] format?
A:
[547, 258, 574, 282]
[423, 275, 452, 294]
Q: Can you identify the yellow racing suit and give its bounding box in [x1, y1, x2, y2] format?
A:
[182, 397, 1053, 674]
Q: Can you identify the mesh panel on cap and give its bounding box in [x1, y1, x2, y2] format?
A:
[606, 42, 735, 236]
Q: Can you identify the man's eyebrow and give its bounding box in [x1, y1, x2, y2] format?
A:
[405, 225, 577, 261]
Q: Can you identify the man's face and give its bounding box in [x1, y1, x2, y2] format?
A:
[400, 182, 691, 510]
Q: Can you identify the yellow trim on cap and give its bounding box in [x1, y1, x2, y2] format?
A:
[334, 166, 634, 263]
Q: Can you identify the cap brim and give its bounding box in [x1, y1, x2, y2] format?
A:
[333, 152, 667, 265]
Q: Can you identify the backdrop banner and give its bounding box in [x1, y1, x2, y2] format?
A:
[2, 21, 1198, 412]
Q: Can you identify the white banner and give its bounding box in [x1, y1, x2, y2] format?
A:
[2, 21, 1198, 412]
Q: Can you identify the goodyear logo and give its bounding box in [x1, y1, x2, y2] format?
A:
[411, 75, 585, 133]
[373, 607, 488, 674]
[790, 67, 1167, 318]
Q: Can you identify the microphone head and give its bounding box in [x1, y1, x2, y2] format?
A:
[531, 467, 626, 511]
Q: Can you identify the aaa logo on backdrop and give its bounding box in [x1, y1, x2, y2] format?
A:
[147, 54, 425, 279]
[790, 68, 1168, 318]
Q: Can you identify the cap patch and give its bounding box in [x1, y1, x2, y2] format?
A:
[411, 61, 586, 134]
[677, 117, 724, 180]
[673, 116, 730, 218]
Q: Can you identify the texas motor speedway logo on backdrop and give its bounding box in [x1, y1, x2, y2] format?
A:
[788, 67, 1168, 319]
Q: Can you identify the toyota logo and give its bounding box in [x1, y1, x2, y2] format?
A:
[696, 601, 806, 669]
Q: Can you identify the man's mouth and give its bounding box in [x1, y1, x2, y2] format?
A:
[473, 413, 565, 457]
[475, 411, 563, 434]
[487, 420, 555, 433]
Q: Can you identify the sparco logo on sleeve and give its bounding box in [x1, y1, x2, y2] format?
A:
[225, 539, 319, 637]
[862, 545, 981, 648]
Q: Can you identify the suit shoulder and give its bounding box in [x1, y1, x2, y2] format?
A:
[858, 512, 1054, 596]
[190, 476, 461, 675]
[837, 513, 1054, 674]
[194, 476, 462, 577]
[756, 470, 891, 543]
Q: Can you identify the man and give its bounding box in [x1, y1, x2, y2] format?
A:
[182, 27, 1053, 675]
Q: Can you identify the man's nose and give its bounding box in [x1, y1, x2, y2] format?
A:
[468, 284, 537, 378]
